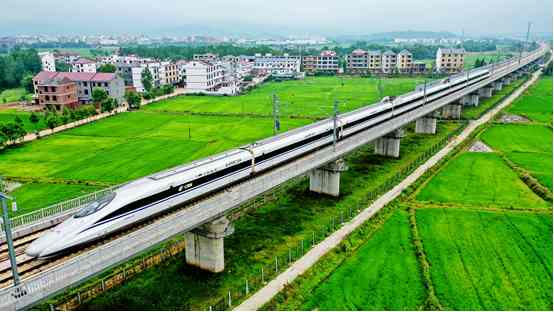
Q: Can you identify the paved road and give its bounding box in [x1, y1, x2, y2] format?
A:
[234, 68, 545, 311]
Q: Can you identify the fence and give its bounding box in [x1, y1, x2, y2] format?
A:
[205, 123, 466, 311]
[53, 238, 187, 310]
[1, 185, 120, 234]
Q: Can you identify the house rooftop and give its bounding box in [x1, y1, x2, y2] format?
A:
[33, 71, 118, 83]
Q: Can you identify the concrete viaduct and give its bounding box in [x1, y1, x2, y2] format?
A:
[0, 45, 548, 309]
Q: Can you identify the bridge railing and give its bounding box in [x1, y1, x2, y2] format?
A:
[1, 184, 120, 234]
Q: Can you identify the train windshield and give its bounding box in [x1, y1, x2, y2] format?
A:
[74, 192, 116, 218]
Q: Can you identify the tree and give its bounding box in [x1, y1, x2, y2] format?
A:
[141, 68, 153, 92]
[125, 91, 142, 110]
[162, 84, 174, 95]
[0, 122, 26, 143]
[29, 112, 40, 134]
[45, 114, 59, 130]
[91, 87, 108, 105]
[55, 61, 70, 72]
[21, 74, 35, 93]
[101, 98, 116, 112]
[97, 64, 117, 73]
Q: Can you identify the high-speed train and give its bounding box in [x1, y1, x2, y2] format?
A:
[26, 67, 493, 258]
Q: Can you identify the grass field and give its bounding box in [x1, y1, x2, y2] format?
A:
[417, 208, 552, 310]
[10, 183, 102, 216]
[507, 77, 553, 124]
[481, 124, 552, 190]
[145, 76, 424, 117]
[416, 152, 549, 209]
[0, 109, 47, 132]
[0, 88, 29, 104]
[79, 122, 459, 310]
[301, 209, 425, 310]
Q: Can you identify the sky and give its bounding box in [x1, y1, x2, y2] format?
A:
[2, 0, 552, 37]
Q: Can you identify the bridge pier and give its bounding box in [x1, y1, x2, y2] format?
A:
[374, 129, 404, 158]
[493, 81, 503, 91]
[185, 216, 234, 273]
[415, 114, 437, 134]
[461, 94, 479, 107]
[440, 103, 462, 119]
[309, 158, 348, 197]
[502, 76, 512, 85]
[478, 86, 493, 98]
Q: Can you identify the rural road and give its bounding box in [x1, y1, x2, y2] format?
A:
[234, 67, 545, 311]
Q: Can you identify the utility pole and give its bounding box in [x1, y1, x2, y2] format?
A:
[0, 189, 19, 286]
[377, 76, 384, 99]
[332, 99, 339, 151]
[519, 22, 532, 64]
[272, 93, 280, 135]
[423, 79, 428, 103]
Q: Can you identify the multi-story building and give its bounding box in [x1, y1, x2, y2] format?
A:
[176, 60, 188, 84]
[35, 76, 78, 111]
[70, 58, 97, 73]
[436, 48, 465, 73]
[302, 55, 317, 74]
[193, 53, 218, 63]
[38, 51, 56, 72]
[302, 51, 339, 75]
[184, 61, 224, 92]
[317, 50, 340, 74]
[130, 62, 162, 93]
[54, 51, 80, 64]
[162, 61, 179, 85]
[33, 71, 125, 105]
[346, 49, 369, 74]
[368, 51, 382, 73]
[396, 50, 413, 73]
[381, 50, 397, 74]
[254, 54, 301, 75]
[412, 61, 427, 74]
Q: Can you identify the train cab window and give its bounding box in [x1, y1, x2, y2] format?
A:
[74, 192, 116, 218]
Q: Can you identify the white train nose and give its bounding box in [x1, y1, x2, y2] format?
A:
[25, 231, 61, 258]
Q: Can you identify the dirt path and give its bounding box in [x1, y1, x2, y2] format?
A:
[234, 68, 545, 311]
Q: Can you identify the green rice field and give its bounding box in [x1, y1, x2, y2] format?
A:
[481, 124, 552, 190]
[417, 208, 552, 310]
[507, 77, 553, 124]
[302, 209, 425, 310]
[416, 152, 549, 209]
[145, 76, 423, 117]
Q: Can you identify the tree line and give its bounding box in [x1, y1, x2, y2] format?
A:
[0, 48, 41, 92]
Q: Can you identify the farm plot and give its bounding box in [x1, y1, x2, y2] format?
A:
[415, 152, 549, 209]
[417, 208, 552, 310]
[507, 77, 553, 124]
[481, 124, 552, 190]
[301, 210, 425, 311]
[144, 76, 423, 117]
